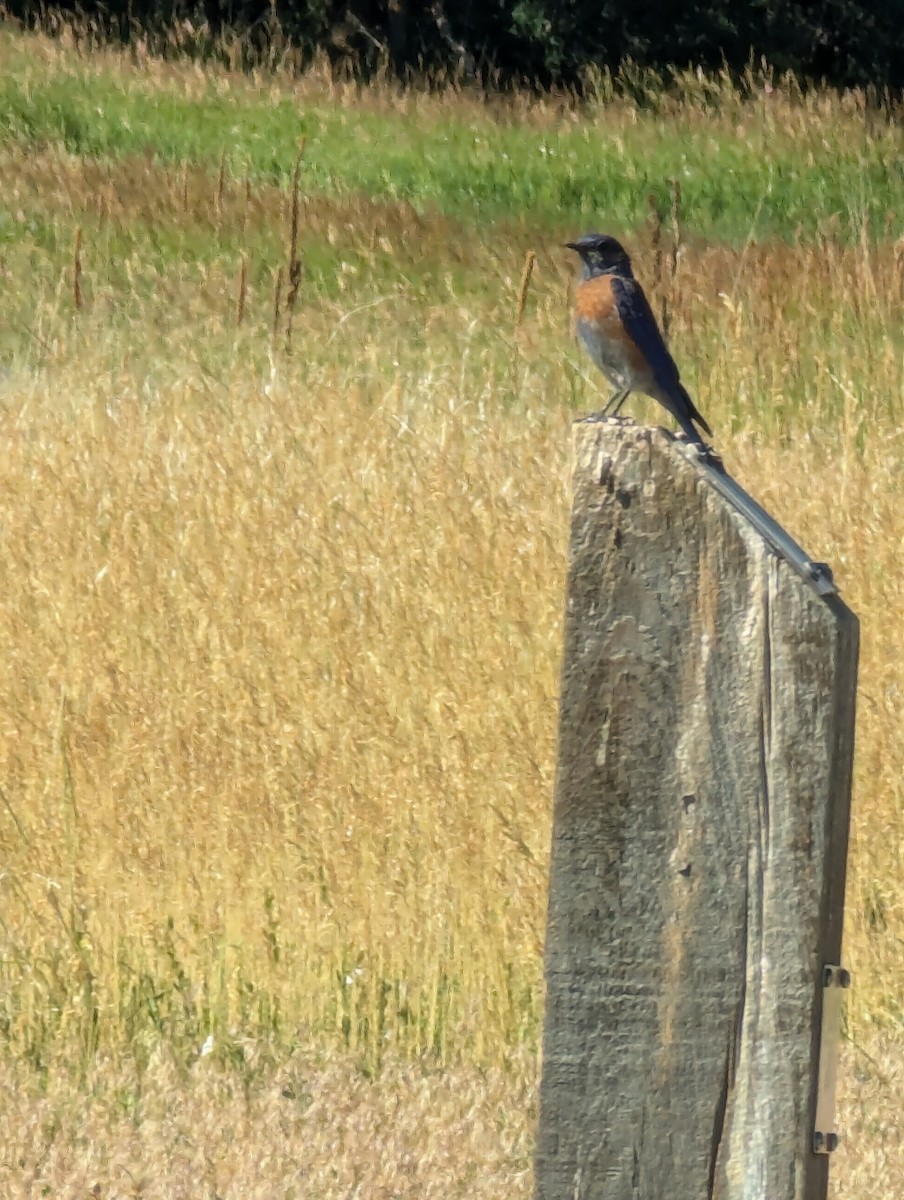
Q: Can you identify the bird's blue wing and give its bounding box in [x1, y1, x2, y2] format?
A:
[611, 274, 712, 439]
[610, 276, 681, 391]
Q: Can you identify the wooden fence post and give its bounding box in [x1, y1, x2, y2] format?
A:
[534, 423, 858, 1200]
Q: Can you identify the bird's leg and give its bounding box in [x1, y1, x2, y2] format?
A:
[602, 389, 629, 416]
[607, 390, 631, 417]
[577, 389, 633, 425]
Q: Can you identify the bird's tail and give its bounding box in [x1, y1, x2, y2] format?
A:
[677, 383, 713, 440]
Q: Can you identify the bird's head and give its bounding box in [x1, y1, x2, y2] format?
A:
[565, 233, 633, 278]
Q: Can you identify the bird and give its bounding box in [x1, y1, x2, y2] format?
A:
[565, 233, 713, 449]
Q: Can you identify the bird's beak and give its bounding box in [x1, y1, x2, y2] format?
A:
[564, 242, 579, 251]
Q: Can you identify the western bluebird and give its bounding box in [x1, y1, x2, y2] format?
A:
[566, 233, 713, 449]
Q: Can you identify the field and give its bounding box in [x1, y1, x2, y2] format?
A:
[0, 24, 902, 1197]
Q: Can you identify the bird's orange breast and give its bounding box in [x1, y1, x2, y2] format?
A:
[574, 275, 649, 374]
[574, 275, 620, 325]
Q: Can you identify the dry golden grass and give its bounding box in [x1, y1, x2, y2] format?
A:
[1, 1049, 538, 1199]
[0, 1044, 899, 1197]
[0, 363, 565, 1066]
[1, 245, 902, 1188]
[0, 32, 902, 1193]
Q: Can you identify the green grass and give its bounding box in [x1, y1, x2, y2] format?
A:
[1, 27, 903, 242]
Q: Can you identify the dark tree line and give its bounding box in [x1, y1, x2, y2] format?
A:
[8, 0, 904, 91]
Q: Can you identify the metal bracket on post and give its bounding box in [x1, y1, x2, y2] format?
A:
[678, 442, 840, 597]
[813, 965, 851, 1154]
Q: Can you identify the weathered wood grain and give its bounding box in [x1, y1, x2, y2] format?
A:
[534, 423, 858, 1200]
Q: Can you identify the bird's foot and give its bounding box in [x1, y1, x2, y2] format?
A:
[576, 411, 633, 425]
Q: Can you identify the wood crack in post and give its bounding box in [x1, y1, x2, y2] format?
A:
[631, 1104, 646, 1198]
[708, 867, 748, 1198]
[707, 1033, 733, 1199]
[758, 565, 774, 855]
